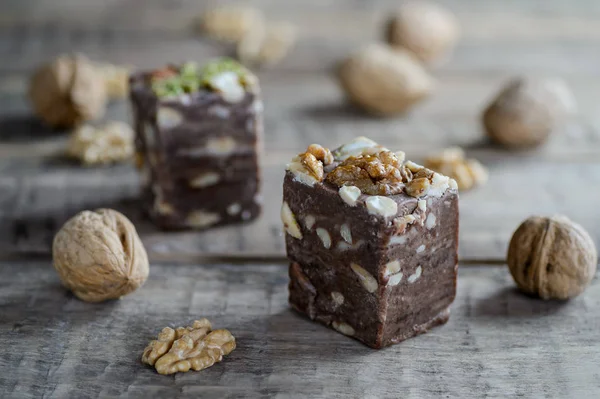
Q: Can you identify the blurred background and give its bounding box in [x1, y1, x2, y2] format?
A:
[1, 0, 599, 261]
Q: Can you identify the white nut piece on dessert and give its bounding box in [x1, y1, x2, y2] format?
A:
[206, 137, 237, 155]
[157, 107, 183, 130]
[337, 43, 434, 116]
[384, 260, 401, 277]
[425, 213, 437, 230]
[339, 186, 361, 206]
[388, 273, 404, 286]
[407, 266, 423, 283]
[331, 291, 345, 307]
[350, 263, 378, 293]
[189, 172, 221, 188]
[316, 227, 332, 249]
[304, 215, 316, 230]
[366, 196, 398, 218]
[209, 72, 246, 103]
[332, 321, 355, 336]
[332, 136, 387, 161]
[340, 223, 353, 244]
[226, 203, 242, 216]
[186, 210, 221, 229]
[281, 202, 302, 239]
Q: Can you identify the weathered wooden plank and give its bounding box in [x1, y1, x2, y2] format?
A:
[2, 1, 600, 75]
[1, 260, 599, 398]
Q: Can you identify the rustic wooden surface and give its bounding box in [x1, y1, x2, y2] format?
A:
[1, 0, 600, 261]
[1, 1, 600, 396]
[1, 260, 599, 398]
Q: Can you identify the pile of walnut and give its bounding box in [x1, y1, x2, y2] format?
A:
[67, 121, 135, 166]
[52, 208, 149, 302]
[337, 1, 459, 116]
[198, 6, 296, 68]
[424, 147, 488, 191]
[507, 215, 597, 300]
[142, 318, 236, 375]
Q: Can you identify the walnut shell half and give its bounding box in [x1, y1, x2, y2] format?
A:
[52, 208, 149, 302]
[507, 215, 597, 300]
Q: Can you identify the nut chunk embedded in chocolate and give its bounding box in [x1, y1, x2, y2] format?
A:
[282, 137, 459, 349]
[129, 58, 263, 229]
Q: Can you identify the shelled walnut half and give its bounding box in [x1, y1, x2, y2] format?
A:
[424, 147, 487, 191]
[142, 319, 236, 375]
[67, 121, 135, 166]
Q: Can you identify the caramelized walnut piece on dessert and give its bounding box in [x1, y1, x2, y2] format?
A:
[326, 151, 408, 195]
[287, 144, 334, 184]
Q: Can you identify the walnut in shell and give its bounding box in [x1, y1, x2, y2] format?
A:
[199, 6, 264, 43]
[237, 21, 297, 67]
[142, 318, 236, 375]
[385, 1, 460, 64]
[52, 209, 149, 302]
[507, 215, 597, 300]
[483, 77, 577, 149]
[337, 43, 434, 116]
[29, 54, 107, 128]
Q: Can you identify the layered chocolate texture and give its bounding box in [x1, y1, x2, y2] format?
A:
[282, 138, 459, 348]
[129, 60, 263, 230]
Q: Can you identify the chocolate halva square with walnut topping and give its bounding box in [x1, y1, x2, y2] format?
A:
[282, 137, 459, 349]
[129, 59, 263, 230]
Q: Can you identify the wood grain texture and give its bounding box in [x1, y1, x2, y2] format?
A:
[0, 260, 599, 398]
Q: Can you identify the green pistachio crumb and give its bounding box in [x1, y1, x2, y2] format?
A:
[200, 58, 250, 87]
[151, 59, 252, 98]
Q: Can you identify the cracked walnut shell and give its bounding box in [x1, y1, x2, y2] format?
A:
[142, 319, 236, 375]
[29, 54, 107, 128]
[507, 215, 597, 300]
[337, 43, 433, 116]
[52, 209, 149, 302]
